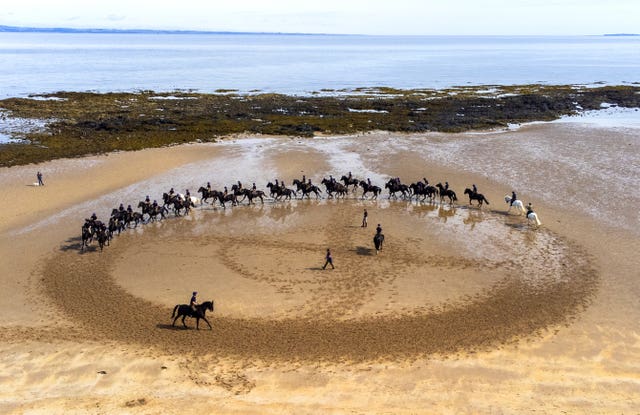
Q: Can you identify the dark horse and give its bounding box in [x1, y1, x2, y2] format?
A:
[464, 188, 490, 208]
[435, 183, 457, 205]
[359, 180, 381, 199]
[373, 233, 385, 253]
[171, 300, 214, 330]
[340, 175, 359, 192]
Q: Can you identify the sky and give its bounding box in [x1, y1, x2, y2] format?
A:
[1, 0, 638, 35]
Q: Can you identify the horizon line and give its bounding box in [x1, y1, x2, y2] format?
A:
[0, 25, 635, 37]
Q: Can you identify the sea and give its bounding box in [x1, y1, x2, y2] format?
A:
[0, 32, 639, 98]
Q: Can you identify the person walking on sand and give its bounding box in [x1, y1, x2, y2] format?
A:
[36, 171, 44, 186]
[322, 248, 335, 270]
[362, 209, 368, 227]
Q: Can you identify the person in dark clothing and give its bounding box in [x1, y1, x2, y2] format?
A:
[472, 184, 478, 194]
[362, 209, 368, 227]
[322, 249, 335, 270]
[36, 171, 44, 186]
[376, 223, 382, 235]
[511, 191, 517, 206]
[189, 291, 198, 313]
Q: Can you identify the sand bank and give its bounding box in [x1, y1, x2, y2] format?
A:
[1, 122, 639, 413]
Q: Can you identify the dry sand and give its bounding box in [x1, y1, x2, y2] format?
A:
[1, 122, 639, 414]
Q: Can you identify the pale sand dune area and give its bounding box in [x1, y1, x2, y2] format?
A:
[0, 121, 639, 414]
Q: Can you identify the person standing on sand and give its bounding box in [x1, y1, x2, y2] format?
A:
[362, 209, 368, 227]
[36, 171, 44, 186]
[322, 248, 335, 270]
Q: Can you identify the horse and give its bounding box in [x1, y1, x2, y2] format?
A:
[293, 180, 322, 199]
[96, 228, 109, 251]
[435, 183, 457, 205]
[527, 211, 542, 227]
[385, 181, 409, 199]
[125, 211, 145, 228]
[464, 188, 490, 207]
[409, 182, 437, 202]
[81, 225, 93, 252]
[359, 181, 381, 199]
[266, 182, 296, 201]
[138, 201, 167, 222]
[171, 300, 214, 330]
[504, 196, 526, 214]
[198, 186, 217, 205]
[340, 175, 359, 192]
[218, 192, 238, 208]
[373, 233, 385, 253]
[321, 178, 348, 198]
[162, 192, 179, 207]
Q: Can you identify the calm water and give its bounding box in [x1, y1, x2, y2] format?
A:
[0, 33, 639, 98]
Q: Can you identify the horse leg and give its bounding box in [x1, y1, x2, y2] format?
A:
[201, 316, 213, 330]
[196, 318, 200, 330]
[182, 315, 188, 328]
[172, 314, 180, 327]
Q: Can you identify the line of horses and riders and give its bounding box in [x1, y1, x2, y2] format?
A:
[80, 172, 539, 253]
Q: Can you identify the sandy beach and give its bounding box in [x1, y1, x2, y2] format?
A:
[1, 119, 639, 413]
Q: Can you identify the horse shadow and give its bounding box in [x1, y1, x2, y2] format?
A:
[156, 323, 191, 331]
[59, 236, 95, 253]
[353, 246, 375, 256]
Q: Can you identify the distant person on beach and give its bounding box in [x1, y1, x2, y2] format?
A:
[322, 248, 335, 270]
[362, 209, 368, 227]
[36, 171, 44, 186]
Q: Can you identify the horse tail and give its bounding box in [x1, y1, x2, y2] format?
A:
[452, 191, 457, 201]
[484, 196, 490, 205]
[171, 305, 179, 319]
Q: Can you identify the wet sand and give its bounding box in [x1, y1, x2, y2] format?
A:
[1, 122, 639, 413]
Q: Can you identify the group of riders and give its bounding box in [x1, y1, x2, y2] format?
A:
[80, 171, 536, 254]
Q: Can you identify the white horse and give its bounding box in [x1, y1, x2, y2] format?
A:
[505, 196, 526, 214]
[527, 211, 542, 227]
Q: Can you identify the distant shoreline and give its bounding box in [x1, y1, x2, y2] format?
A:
[0, 24, 339, 36]
[2, 25, 637, 37]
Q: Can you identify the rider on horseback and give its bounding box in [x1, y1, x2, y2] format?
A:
[526, 203, 534, 216]
[206, 182, 212, 191]
[144, 195, 151, 206]
[376, 223, 382, 235]
[190, 291, 199, 313]
[472, 184, 478, 194]
[169, 187, 175, 196]
[511, 191, 517, 206]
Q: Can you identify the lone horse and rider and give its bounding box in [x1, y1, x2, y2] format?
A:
[171, 291, 214, 330]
